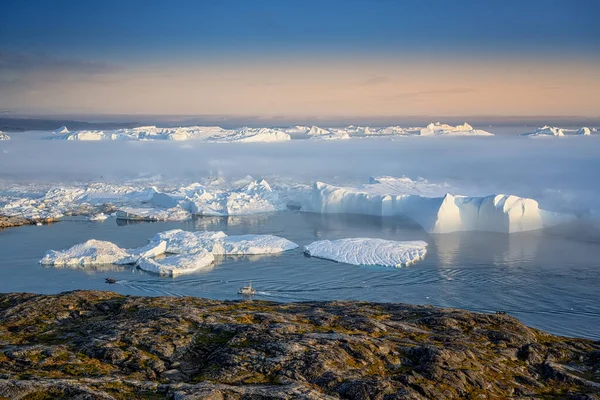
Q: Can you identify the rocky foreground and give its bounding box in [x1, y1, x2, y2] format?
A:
[0, 291, 598, 399]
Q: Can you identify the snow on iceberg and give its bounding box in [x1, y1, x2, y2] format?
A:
[575, 127, 591, 136]
[0, 184, 157, 221]
[136, 251, 215, 276]
[523, 126, 565, 137]
[151, 179, 287, 216]
[115, 206, 191, 222]
[304, 238, 428, 267]
[0, 131, 10, 140]
[419, 122, 494, 136]
[53, 126, 69, 134]
[88, 213, 109, 222]
[303, 180, 570, 234]
[209, 127, 291, 143]
[40, 239, 135, 266]
[145, 229, 298, 255]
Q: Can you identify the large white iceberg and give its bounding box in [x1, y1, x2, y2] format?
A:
[208, 127, 291, 143]
[115, 206, 191, 221]
[0, 131, 10, 140]
[523, 126, 565, 137]
[303, 179, 570, 234]
[151, 179, 287, 216]
[419, 122, 494, 136]
[40, 239, 135, 266]
[136, 251, 215, 276]
[145, 229, 298, 255]
[304, 238, 428, 267]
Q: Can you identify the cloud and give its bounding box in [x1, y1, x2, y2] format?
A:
[362, 76, 392, 86]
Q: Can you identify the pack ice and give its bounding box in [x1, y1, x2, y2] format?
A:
[302, 177, 570, 233]
[304, 238, 428, 267]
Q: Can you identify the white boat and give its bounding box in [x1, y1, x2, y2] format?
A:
[238, 283, 256, 295]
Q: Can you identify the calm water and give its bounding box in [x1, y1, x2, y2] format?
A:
[1, 211, 599, 339]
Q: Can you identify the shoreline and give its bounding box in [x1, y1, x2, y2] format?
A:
[0, 290, 598, 399]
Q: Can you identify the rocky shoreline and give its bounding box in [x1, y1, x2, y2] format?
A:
[0, 291, 598, 399]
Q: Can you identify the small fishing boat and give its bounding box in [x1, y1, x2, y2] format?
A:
[238, 282, 256, 295]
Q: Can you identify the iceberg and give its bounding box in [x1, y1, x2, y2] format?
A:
[151, 179, 287, 216]
[147, 229, 227, 254]
[145, 229, 298, 255]
[0, 131, 10, 140]
[40, 239, 135, 266]
[136, 251, 215, 276]
[53, 126, 69, 134]
[88, 213, 109, 221]
[209, 127, 291, 143]
[304, 238, 428, 267]
[523, 126, 565, 137]
[303, 180, 570, 234]
[115, 206, 191, 221]
[211, 234, 299, 255]
[419, 122, 494, 136]
[575, 127, 591, 136]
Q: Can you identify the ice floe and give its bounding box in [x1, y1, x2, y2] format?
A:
[40, 239, 135, 266]
[0, 132, 10, 140]
[304, 238, 428, 267]
[303, 178, 570, 233]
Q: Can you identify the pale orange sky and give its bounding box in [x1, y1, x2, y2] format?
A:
[2, 57, 599, 117]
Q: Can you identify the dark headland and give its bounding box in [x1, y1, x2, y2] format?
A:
[0, 291, 598, 399]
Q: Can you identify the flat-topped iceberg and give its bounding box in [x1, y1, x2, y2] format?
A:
[136, 251, 214, 276]
[303, 179, 570, 234]
[151, 179, 287, 216]
[115, 206, 191, 221]
[145, 229, 298, 255]
[0, 131, 10, 140]
[40, 239, 135, 266]
[419, 122, 494, 136]
[304, 238, 428, 267]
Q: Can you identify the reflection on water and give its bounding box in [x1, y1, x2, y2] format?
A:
[1, 211, 599, 339]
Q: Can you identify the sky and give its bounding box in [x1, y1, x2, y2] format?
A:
[0, 0, 599, 119]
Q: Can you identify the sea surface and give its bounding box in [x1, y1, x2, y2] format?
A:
[1, 211, 599, 340]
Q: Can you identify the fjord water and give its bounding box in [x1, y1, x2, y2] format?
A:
[0, 211, 598, 340]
